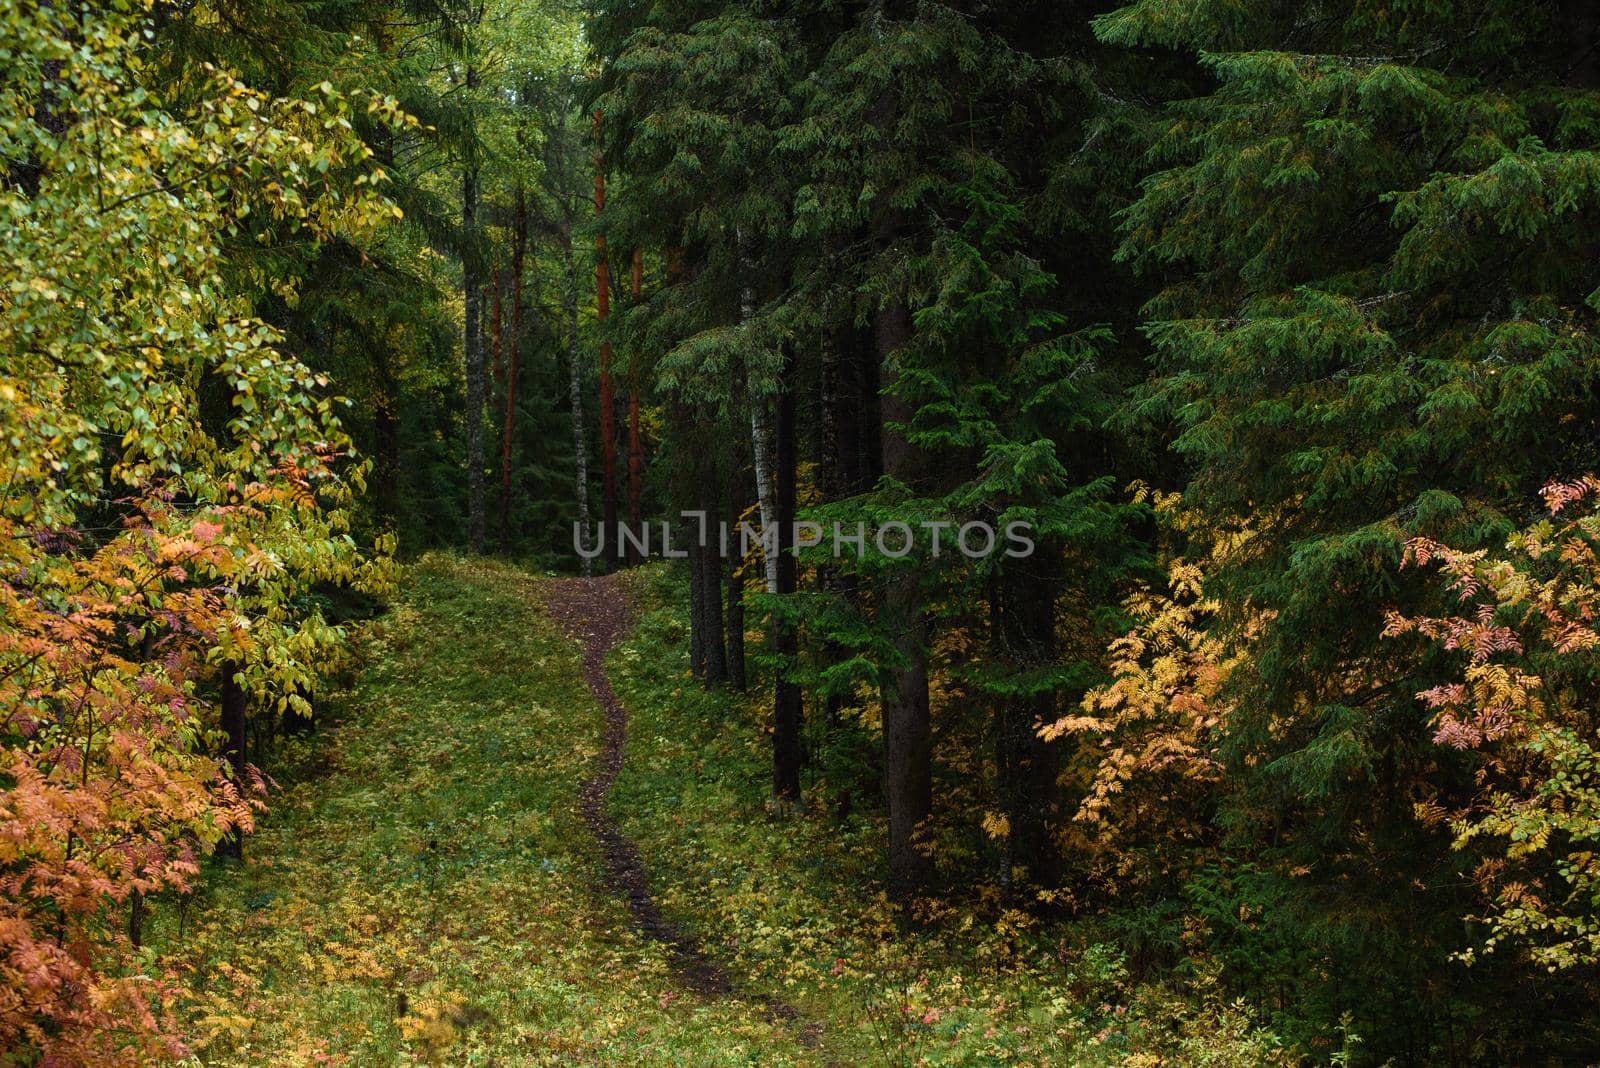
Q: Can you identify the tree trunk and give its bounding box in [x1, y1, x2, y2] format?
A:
[564, 226, 592, 576]
[876, 298, 931, 896]
[867, 29, 928, 890]
[750, 403, 778, 593]
[739, 229, 780, 593]
[594, 110, 618, 570]
[10, 54, 64, 198]
[860, 325, 884, 487]
[818, 295, 866, 728]
[726, 463, 748, 692]
[500, 193, 526, 555]
[701, 475, 727, 686]
[689, 524, 707, 679]
[773, 349, 803, 801]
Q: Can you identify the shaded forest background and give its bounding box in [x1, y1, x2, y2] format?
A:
[6, 0, 1600, 1063]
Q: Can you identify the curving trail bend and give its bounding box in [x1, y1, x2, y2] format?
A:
[544, 574, 734, 994]
[543, 575, 823, 1050]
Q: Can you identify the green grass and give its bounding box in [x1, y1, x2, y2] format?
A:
[606, 567, 1295, 1067]
[149, 555, 1291, 1066]
[151, 555, 809, 1066]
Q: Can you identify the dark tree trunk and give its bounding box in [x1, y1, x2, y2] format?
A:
[820, 291, 868, 499]
[674, 400, 709, 679]
[689, 530, 707, 679]
[876, 299, 931, 896]
[563, 225, 592, 576]
[818, 300, 868, 727]
[726, 464, 748, 692]
[700, 474, 727, 686]
[10, 55, 64, 198]
[860, 325, 884, 487]
[773, 350, 803, 801]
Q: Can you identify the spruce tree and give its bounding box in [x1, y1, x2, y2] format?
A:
[1101, 0, 1600, 1053]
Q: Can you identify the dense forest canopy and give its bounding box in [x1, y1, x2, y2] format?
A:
[4, 0, 1600, 1063]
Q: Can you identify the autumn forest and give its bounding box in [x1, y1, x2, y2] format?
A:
[6, 0, 1600, 1064]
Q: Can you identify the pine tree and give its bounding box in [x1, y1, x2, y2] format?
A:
[1100, 0, 1600, 1053]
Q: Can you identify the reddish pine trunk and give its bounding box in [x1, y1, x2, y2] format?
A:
[594, 110, 618, 569]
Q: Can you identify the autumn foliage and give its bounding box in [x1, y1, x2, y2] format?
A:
[1387, 476, 1600, 971]
[0, 3, 394, 1061]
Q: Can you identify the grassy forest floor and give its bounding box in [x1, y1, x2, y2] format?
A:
[149, 556, 1290, 1066]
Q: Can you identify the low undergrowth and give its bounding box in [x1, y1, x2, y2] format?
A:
[144, 556, 1296, 1065]
[149, 555, 804, 1065]
[607, 566, 1298, 1066]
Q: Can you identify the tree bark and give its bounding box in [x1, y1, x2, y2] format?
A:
[701, 476, 727, 686]
[865, 19, 929, 890]
[564, 225, 592, 576]
[128, 889, 144, 949]
[818, 295, 867, 728]
[750, 402, 778, 593]
[726, 462, 748, 692]
[876, 298, 931, 896]
[738, 229, 780, 593]
[860, 324, 884, 487]
[773, 348, 803, 801]
[689, 522, 707, 678]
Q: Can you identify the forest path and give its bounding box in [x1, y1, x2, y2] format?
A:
[543, 573, 825, 1050]
[160, 557, 825, 1065]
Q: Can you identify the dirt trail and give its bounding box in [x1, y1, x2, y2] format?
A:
[544, 573, 731, 993]
[543, 575, 821, 1047]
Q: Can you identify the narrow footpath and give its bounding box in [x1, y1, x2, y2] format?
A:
[544, 574, 823, 1050]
